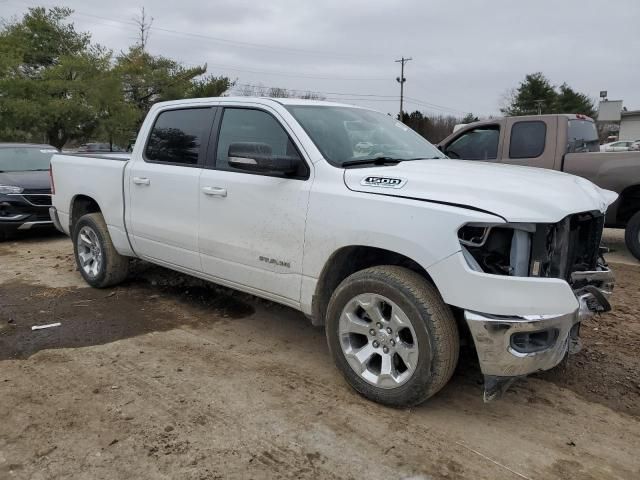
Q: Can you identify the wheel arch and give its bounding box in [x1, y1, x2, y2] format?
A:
[69, 194, 102, 232]
[616, 184, 640, 225]
[311, 245, 435, 326]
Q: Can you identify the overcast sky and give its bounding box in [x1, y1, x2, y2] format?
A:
[3, 0, 639, 117]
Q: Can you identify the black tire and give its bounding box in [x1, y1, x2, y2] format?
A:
[624, 211, 640, 261]
[325, 266, 459, 407]
[72, 213, 129, 288]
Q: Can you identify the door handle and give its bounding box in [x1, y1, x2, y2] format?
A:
[202, 186, 227, 197]
[133, 177, 150, 186]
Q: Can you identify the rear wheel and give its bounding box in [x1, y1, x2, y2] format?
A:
[624, 211, 640, 261]
[73, 213, 129, 288]
[326, 266, 459, 407]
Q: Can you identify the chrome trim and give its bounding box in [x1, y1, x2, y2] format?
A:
[465, 276, 614, 378]
[570, 268, 615, 285]
[49, 207, 65, 233]
[16, 220, 53, 230]
[465, 309, 579, 377]
[0, 214, 28, 221]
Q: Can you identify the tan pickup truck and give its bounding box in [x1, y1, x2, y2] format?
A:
[438, 114, 640, 260]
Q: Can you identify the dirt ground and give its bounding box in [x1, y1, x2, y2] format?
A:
[1, 231, 639, 480]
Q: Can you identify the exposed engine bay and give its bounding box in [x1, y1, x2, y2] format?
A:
[459, 211, 613, 310]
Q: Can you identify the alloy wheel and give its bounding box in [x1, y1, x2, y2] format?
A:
[76, 225, 103, 278]
[338, 293, 419, 389]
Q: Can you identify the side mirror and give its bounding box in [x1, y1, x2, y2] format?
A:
[228, 142, 299, 175]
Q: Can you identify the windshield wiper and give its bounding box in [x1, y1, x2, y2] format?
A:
[342, 156, 407, 168]
[342, 156, 442, 168]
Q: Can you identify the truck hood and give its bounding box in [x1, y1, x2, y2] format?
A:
[0, 170, 51, 192]
[343, 159, 618, 223]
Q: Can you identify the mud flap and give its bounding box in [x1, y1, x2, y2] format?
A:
[568, 322, 582, 355]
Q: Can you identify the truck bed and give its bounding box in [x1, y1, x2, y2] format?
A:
[564, 151, 640, 225]
[51, 153, 133, 255]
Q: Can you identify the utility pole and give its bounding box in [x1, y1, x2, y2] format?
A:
[534, 99, 544, 115]
[395, 57, 412, 122]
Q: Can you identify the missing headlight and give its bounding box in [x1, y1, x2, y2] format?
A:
[458, 223, 535, 276]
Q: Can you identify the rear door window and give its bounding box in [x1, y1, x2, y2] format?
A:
[145, 108, 213, 165]
[567, 119, 599, 152]
[509, 121, 546, 159]
[444, 126, 499, 160]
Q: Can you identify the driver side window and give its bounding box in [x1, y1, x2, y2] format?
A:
[445, 126, 499, 161]
[215, 108, 308, 177]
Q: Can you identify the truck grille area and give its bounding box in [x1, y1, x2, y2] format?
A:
[530, 211, 605, 282]
[22, 194, 52, 206]
[460, 211, 605, 283]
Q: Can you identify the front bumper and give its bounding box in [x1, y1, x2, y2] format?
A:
[0, 193, 53, 233]
[464, 267, 614, 400]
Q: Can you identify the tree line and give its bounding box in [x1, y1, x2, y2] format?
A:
[403, 72, 596, 143]
[0, 7, 598, 149]
[0, 7, 231, 149]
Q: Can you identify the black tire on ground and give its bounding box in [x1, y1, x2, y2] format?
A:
[325, 265, 459, 407]
[72, 212, 129, 288]
[625, 211, 640, 261]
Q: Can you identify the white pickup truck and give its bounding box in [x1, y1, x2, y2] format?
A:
[50, 97, 616, 405]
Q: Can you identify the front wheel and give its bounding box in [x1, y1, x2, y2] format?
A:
[624, 211, 640, 261]
[73, 213, 129, 288]
[325, 266, 459, 407]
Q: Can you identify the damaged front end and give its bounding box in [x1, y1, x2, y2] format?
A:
[458, 211, 614, 401]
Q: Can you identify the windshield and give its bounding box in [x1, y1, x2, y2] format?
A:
[0, 147, 57, 172]
[286, 106, 445, 166]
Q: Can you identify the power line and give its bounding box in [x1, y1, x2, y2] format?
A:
[6, 0, 380, 61]
[231, 83, 398, 99]
[6, 0, 392, 82]
[404, 96, 468, 115]
[4, 0, 471, 115]
[198, 63, 390, 82]
[228, 83, 468, 116]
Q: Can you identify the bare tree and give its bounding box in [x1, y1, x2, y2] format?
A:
[300, 91, 326, 100]
[233, 84, 326, 100]
[268, 87, 289, 98]
[133, 7, 153, 50]
[498, 88, 516, 115]
[402, 111, 464, 143]
[232, 84, 266, 96]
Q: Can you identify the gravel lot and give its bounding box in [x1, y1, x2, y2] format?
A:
[1, 230, 639, 479]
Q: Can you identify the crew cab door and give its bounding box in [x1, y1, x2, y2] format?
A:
[127, 107, 215, 271]
[198, 105, 312, 303]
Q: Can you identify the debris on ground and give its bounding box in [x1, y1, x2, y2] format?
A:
[31, 322, 61, 331]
